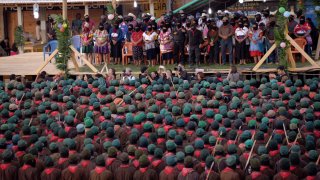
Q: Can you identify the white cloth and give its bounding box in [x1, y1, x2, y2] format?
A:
[143, 31, 158, 50]
[235, 27, 249, 36]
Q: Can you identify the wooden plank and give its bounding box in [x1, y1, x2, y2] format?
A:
[316, 34, 320, 60]
[252, 43, 277, 71]
[70, 53, 80, 72]
[286, 34, 320, 68]
[286, 47, 296, 68]
[62, 0, 67, 20]
[70, 45, 98, 73]
[35, 49, 59, 74]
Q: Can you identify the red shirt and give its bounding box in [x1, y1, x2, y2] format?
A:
[294, 23, 311, 35]
[131, 31, 144, 47]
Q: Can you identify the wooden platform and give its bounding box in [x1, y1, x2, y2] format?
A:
[0, 52, 76, 76]
[1, 52, 320, 77]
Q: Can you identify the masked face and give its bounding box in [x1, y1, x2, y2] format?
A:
[238, 23, 244, 28]
[223, 21, 229, 26]
[269, 21, 275, 27]
[255, 16, 261, 22]
[230, 22, 235, 26]
[85, 17, 89, 22]
[152, 25, 157, 31]
[162, 28, 167, 33]
[99, 26, 104, 31]
[128, 26, 133, 31]
[253, 26, 258, 30]
[147, 26, 152, 31]
[289, 16, 294, 22]
[300, 19, 305, 24]
[177, 23, 182, 28]
[186, 23, 191, 28]
[135, 27, 140, 32]
[114, 24, 119, 29]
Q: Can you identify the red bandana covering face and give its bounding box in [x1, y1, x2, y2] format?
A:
[21, 164, 31, 171]
[139, 167, 148, 173]
[0, 163, 10, 170]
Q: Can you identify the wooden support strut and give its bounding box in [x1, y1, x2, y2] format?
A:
[286, 34, 320, 68]
[35, 49, 59, 74]
[316, 34, 320, 60]
[70, 45, 99, 73]
[252, 43, 277, 71]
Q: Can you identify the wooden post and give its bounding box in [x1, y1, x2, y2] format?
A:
[112, 0, 117, 11]
[35, 49, 59, 74]
[149, 0, 155, 16]
[315, 34, 320, 60]
[39, 7, 47, 43]
[0, 6, 4, 40]
[286, 34, 320, 68]
[252, 44, 277, 71]
[17, 6, 23, 26]
[85, 5, 89, 15]
[62, 0, 67, 20]
[167, 0, 172, 13]
[70, 45, 99, 73]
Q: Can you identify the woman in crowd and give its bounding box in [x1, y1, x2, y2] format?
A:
[235, 21, 249, 65]
[81, 22, 94, 64]
[94, 24, 109, 65]
[159, 25, 174, 65]
[143, 24, 158, 66]
[131, 25, 144, 66]
[110, 23, 124, 65]
[249, 23, 264, 63]
[227, 65, 240, 83]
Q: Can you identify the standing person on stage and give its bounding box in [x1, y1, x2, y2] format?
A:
[94, 24, 109, 65]
[110, 22, 124, 65]
[186, 22, 203, 67]
[219, 17, 234, 65]
[207, 24, 219, 64]
[159, 25, 174, 65]
[82, 14, 95, 31]
[173, 22, 187, 65]
[265, 17, 276, 64]
[81, 22, 94, 64]
[249, 23, 264, 63]
[46, 16, 56, 42]
[294, 16, 312, 56]
[143, 24, 158, 66]
[131, 25, 144, 66]
[72, 13, 83, 35]
[234, 21, 249, 65]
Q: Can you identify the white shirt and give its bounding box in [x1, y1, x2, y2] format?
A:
[143, 31, 158, 50]
[235, 27, 249, 36]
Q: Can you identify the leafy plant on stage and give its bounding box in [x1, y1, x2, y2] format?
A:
[14, 25, 25, 49]
[274, 0, 289, 67]
[54, 15, 71, 78]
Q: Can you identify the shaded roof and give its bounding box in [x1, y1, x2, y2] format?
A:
[0, 0, 142, 4]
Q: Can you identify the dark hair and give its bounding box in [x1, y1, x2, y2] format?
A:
[277, 66, 285, 71]
[231, 66, 237, 74]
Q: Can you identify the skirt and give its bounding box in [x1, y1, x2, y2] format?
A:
[162, 52, 173, 60]
[133, 46, 143, 60]
[94, 44, 109, 54]
[146, 48, 156, 60]
[111, 42, 122, 58]
[82, 44, 94, 53]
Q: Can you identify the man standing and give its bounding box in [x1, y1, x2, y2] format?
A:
[219, 17, 234, 65]
[187, 22, 203, 67]
[72, 13, 83, 34]
[173, 22, 186, 65]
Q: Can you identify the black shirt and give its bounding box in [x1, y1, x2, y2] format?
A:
[187, 29, 203, 47]
[173, 27, 187, 44]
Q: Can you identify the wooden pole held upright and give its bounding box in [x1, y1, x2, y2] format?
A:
[62, 0, 67, 20]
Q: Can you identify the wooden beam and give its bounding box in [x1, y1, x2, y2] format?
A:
[70, 54, 80, 72]
[35, 49, 59, 74]
[17, 6, 23, 26]
[62, 0, 67, 20]
[70, 45, 98, 73]
[85, 5, 89, 15]
[315, 34, 320, 60]
[252, 43, 277, 71]
[286, 47, 296, 68]
[0, 6, 4, 40]
[149, 0, 154, 16]
[286, 34, 320, 68]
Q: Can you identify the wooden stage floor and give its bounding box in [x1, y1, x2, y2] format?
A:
[0, 52, 76, 76]
[1, 52, 320, 76]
